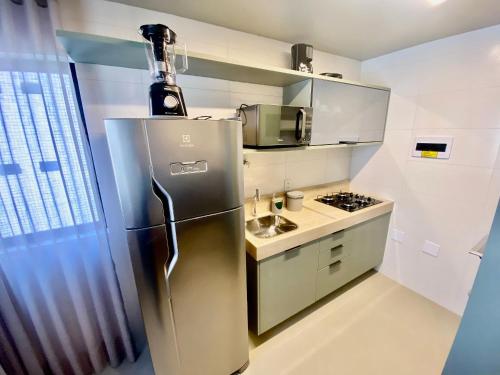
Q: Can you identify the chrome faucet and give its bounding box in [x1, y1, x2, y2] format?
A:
[252, 188, 260, 217]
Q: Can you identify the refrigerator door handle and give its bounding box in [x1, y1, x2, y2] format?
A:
[152, 177, 179, 279]
[166, 222, 179, 278]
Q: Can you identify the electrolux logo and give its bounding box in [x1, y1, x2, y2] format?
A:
[180, 134, 194, 148]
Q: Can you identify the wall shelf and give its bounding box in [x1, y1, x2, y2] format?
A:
[242, 142, 382, 155]
[56, 30, 390, 91]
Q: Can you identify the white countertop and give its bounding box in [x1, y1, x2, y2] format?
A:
[245, 197, 394, 261]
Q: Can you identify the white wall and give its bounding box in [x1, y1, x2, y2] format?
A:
[56, 0, 360, 198]
[351, 24, 500, 315]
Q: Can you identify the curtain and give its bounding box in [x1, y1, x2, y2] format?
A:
[0, 1, 135, 374]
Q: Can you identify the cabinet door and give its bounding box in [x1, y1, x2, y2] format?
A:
[310, 79, 390, 145]
[348, 213, 391, 275]
[258, 241, 319, 333]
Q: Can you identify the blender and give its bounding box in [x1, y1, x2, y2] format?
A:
[140, 24, 188, 117]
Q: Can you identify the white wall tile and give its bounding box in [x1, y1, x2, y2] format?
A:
[356, 24, 500, 315]
[243, 162, 285, 198]
[229, 92, 282, 108]
[325, 148, 352, 183]
[285, 148, 328, 163]
[403, 162, 491, 201]
[385, 94, 417, 131]
[176, 75, 230, 91]
[244, 151, 287, 166]
[182, 87, 232, 107]
[285, 158, 327, 191]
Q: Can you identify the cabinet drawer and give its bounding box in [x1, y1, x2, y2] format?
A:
[318, 230, 345, 252]
[315, 259, 352, 301]
[318, 241, 349, 270]
[258, 241, 319, 333]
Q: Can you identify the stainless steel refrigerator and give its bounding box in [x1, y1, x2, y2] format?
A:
[103, 118, 249, 375]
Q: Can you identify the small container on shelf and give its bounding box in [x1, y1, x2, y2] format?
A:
[286, 191, 304, 211]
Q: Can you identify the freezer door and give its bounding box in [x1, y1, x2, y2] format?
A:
[144, 119, 244, 222]
[168, 206, 249, 375]
[105, 119, 164, 229]
[126, 225, 181, 375]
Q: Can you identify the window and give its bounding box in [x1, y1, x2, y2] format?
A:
[0, 70, 98, 238]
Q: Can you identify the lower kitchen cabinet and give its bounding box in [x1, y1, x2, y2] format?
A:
[247, 213, 390, 335]
[248, 241, 319, 334]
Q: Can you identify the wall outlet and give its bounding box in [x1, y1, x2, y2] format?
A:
[391, 228, 405, 243]
[422, 240, 440, 257]
[284, 178, 292, 192]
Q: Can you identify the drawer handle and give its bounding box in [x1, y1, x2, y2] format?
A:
[285, 246, 301, 253]
[329, 260, 341, 269]
[284, 246, 301, 259]
[330, 244, 343, 253]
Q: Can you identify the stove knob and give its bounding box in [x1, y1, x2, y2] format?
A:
[367, 197, 372, 202]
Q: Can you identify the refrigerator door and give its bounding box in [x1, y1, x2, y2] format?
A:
[144, 118, 244, 222]
[168, 206, 248, 375]
[126, 225, 181, 375]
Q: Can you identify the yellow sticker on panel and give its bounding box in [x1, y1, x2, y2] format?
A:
[422, 151, 438, 158]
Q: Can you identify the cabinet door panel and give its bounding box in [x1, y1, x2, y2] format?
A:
[310, 79, 390, 145]
[258, 241, 319, 333]
[349, 214, 391, 275]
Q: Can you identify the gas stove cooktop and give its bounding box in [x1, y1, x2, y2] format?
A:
[315, 192, 382, 212]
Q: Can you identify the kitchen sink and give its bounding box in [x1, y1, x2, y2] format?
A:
[246, 215, 298, 239]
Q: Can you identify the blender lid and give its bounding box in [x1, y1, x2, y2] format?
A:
[140, 24, 177, 44]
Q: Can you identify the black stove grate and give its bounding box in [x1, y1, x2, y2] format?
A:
[315, 192, 381, 212]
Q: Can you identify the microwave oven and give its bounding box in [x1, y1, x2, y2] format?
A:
[239, 104, 312, 148]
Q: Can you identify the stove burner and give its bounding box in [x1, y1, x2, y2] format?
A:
[336, 192, 351, 200]
[341, 202, 358, 211]
[319, 195, 335, 203]
[315, 191, 381, 212]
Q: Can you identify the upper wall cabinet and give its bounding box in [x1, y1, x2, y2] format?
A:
[310, 79, 390, 145]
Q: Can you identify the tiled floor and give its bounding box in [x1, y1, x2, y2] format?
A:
[103, 272, 460, 375]
[246, 272, 460, 375]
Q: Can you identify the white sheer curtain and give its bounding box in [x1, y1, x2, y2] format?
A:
[0, 1, 136, 374]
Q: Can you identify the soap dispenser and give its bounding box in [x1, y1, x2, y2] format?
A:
[271, 193, 284, 214]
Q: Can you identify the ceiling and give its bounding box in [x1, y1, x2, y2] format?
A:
[110, 0, 500, 60]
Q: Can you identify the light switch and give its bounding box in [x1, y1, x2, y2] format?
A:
[391, 228, 405, 243]
[422, 240, 440, 257]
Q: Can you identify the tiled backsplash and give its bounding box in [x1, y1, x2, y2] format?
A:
[243, 148, 352, 198]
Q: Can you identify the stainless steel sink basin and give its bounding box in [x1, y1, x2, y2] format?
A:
[246, 215, 298, 239]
